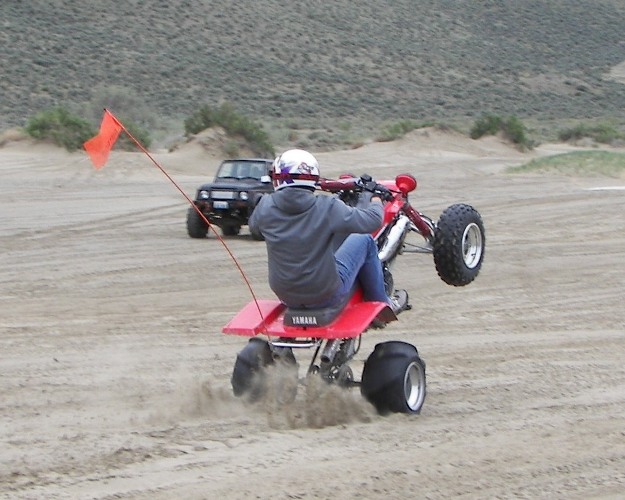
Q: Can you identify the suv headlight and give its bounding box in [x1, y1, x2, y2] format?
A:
[239, 191, 249, 201]
[199, 190, 209, 200]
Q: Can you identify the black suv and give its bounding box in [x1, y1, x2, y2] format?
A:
[187, 158, 274, 238]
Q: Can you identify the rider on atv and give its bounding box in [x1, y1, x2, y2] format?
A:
[248, 148, 409, 315]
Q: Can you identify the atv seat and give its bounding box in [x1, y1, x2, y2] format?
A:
[283, 287, 356, 328]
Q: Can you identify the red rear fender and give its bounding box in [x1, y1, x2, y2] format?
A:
[223, 296, 396, 339]
[222, 300, 285, 336]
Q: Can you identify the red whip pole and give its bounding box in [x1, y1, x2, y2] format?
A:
[100, 110, 268, 334]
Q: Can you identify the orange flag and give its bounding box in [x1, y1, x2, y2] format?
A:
[83, 110, 123, 169]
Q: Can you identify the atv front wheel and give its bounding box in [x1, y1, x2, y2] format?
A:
[361, 341, 426, 414]
[187, 207, 209, 238]
[433, 203, 485, 286]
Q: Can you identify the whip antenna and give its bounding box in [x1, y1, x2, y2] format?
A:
[84, 109, 266, 330]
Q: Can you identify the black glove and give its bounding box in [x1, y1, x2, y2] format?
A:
[373, 183, 394, 202]
[357, 174, 394, 202]
[357, 174, 376, 192]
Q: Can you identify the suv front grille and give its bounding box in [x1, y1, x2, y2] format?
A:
[211, 190, 235, 200]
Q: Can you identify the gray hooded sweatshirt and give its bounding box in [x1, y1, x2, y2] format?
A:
[248, 187, 383, 306]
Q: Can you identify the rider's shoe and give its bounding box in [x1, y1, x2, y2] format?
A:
[370, 290, 410, 328]
[389, 289, 409, 315]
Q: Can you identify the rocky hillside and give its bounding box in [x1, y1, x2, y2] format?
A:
[3, 0, 625, 132]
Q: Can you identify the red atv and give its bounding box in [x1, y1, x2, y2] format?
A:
[223, 173, 485, 414]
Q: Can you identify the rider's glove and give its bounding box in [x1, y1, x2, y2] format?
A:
[373, 183, 394, 202]
[357, 174, 394, 202]
[358, 174, 376, 192]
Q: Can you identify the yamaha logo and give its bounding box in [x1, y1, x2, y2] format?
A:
[291, 315, 318, 326]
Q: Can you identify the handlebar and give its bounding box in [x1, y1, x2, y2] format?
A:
[318, 177, 359, 193]
[319, 176, 395, 202]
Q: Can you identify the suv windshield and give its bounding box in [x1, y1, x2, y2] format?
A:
[217, 161, 269, 180]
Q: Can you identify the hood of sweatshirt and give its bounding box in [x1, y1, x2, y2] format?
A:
[271, 187, 317, 215]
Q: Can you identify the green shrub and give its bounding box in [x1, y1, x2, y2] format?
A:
[503, 116, 529, 147]
[378, 119, 435, 142]
[470, 114, 503, 139]
[470, 114, 533, 150]
[115, 119, 152, 150]
[377, 119, 419, 142]
[25, 107, 95, 151]
[558, 123, 623, 144]
[184, 102, 274, 157]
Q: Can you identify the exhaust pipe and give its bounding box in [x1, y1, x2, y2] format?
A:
[320, 339, 341, 364]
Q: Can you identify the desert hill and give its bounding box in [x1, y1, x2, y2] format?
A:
[3, 0, 625, 133]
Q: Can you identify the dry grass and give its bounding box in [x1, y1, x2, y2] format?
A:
[0, 128, 29, 147]
[508, 150, 625, 177]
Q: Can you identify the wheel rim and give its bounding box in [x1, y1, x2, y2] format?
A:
[403, 361, 425, 411]
[337, 365, 354, 387]
[462, 223, 483, 269]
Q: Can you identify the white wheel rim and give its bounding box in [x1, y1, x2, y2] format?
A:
[404, 361, 425, 411]
[462, 223, 483, 269]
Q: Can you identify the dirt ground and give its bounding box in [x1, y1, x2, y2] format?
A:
[1, 130, 624, 499]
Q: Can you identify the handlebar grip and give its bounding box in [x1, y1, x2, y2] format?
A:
[318, 178, 358, 192]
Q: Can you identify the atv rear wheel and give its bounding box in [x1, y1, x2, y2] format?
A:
[361, 341, 426, 414]
[186, 207, 209, 238]
[231, 338, 298, 403]
[433, 203, 485, 286]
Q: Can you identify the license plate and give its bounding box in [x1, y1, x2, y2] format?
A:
[213, 201, 229, 209]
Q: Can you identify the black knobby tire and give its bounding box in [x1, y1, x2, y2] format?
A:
[231, 338, 274, 401]
[433, 203, 485, 286]
[231, 339, 298, 403]
[186, 207, 209, 238]
[222, 225, 241, 237]
[361, 341, 426, 415]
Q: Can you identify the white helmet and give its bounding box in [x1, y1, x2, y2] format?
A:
[272, 149, 320, 190]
